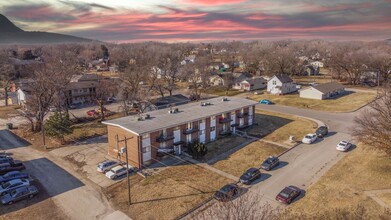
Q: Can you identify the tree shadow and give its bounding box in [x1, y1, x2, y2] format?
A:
[131, 191, 215, 205]
[245, 113, 293, 138]
[251, 173, 272, 185]
[0, 129, 31, 150]
[328, 90, 354, 100]
[323, 131, 337, 138]
[0, 157, 84, 215]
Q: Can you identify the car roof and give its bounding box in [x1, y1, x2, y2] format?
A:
[111, 165, 124, 171]
[14, 186, 28, 193]
[4, 171, 19, 175]
[6, 179, 24, 184]
[246, 168, 259, 173]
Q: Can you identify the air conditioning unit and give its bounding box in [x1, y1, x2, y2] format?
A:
[119, 147, 126, 154]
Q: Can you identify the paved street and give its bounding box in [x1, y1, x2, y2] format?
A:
[189, 103, 366, 219]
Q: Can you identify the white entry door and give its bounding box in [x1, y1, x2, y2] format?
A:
[248, 107, 253, 125]
[210, 116, 216, 141]
[199, 121, 205, 143]
[142, 135, 151, 163]
[173, 129, 182, 155]
[230, 112, 236, 133]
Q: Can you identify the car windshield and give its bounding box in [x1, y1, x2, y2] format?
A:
[116, 168, 125, 173]
[339, 142, 347, 146]
[279, 191, 290, 198]
[2, 182, 11, 188]
[220, 185, 232, 193]
[305, 135, 312, 139]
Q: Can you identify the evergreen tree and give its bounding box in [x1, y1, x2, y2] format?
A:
[45, 112, 73, 143]
[187, 142, 208, 159]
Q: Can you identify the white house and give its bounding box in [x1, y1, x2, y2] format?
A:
[310, 61, 324, 68]
[299, 82, 345, 100]
[235, 77, 267, 91]
[16, 88, 26, 106]
[209, 75, 225, 86]
[267, 74, 298, 95]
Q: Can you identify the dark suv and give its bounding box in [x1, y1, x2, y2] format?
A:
[315, 126, 328, 138]
[239, 168, 261, 185]
[261, 156, 280, 171]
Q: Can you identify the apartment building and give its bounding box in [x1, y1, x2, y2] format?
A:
[103, 97, 257, 169]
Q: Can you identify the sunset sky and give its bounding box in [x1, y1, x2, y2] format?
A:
[1, 0, 391, 42]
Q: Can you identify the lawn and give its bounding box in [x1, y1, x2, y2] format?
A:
[205, 87, 244, 97]
[292, 75, 334, 85]
[248, 92, 375, 112]
[286, 144, 391, 218]
[106, 164, 231, 220]
[204, 136, 248, 161]
[0, 105, 21, 119]
[211, 141, 286, 177]
[246, 110, 316, 145]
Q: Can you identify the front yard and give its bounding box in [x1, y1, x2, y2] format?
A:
[204, 136, 248, 161]
[286, 144, 391, 218]
[247, 92, 376, 112]
[205, 87, 244, 97]
[211, 141, 286, 177]
[106, 164, 231, 220]
[247, 110, 316, 145]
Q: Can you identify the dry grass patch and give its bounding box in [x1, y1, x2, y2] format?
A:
[248, 92, 375, 112]
[247, 110, 316, 145]
[211, 141, 286, 177]
[204, 136, 248, 161]
[0, 105, 21, 119]
[205, 87, 243, 97]
[378, 192, 391, 207]
[292, 75, 334, 84]
[287, 145, 391, 218]
[106, 164, 231, 220]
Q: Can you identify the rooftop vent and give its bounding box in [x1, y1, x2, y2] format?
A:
[201, 102, 211, 106]
[168, 108, 179, 114]
[145, 114, 151, 119]
[222, 97, 229, 102]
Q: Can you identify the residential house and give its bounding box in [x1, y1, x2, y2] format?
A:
[299, 82, 345, 100]
[66, 74, 99, 105]
[237, 77, 267, 91]
[310, 61, 324, 68]
[267, 74, 298, 95]
[303, 65, 320, 76]
[102, 97, 257, 168]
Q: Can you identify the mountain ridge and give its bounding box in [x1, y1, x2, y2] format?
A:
[0, 14, 96, 44]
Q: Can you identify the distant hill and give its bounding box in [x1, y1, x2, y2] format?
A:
[0, 14, 96, 44]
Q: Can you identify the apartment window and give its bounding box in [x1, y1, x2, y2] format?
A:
[272, 81, 277, 85]
[211, 126, 216, 131]
[187, 122, 193, 129]
[201, 119, 205, 124]
[199, 130, 205, 135]
[142, 146, 151, 153]
[211, 116, 216, 120]
[143, 134, 150, 139]
[161, 129, 167, 137]
[241, 108, 244, 113]
[83, 88, 87, 92]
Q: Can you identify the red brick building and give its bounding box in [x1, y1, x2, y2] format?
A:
[103, 97, 257, 169]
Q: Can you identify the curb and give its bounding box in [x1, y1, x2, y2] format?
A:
[175, 197, 214, 220]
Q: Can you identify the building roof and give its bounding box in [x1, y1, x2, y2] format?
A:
[103, 97, 257, 135]
[67, 81, 98, 90]
[70, 74, 99, 83]
[311, 82, 345, 94]
[241, 77, 267, 85]
[152, 94, 190, 109]
[274, 74, 293, 83]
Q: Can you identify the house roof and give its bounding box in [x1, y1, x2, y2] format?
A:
[67, 81, 98, 90]
[308, 82, 345, 94]
[103, 97, 257, 135]
[241, 77, 267, 85]
[70, 74, 99, 83]
[152, 94, 190, 109]
[274, 74, 293, 83]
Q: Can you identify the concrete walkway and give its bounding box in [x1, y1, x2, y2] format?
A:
[364, 189, 391, 210]
[258, 139, 292, 149]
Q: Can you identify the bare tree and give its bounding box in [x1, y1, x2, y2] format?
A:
[0, 49, 16, 106]
[353, 83, 391, 156]
[94, 79, 116, 121]
[369, 49, 391, 84]
[198, 193, 276, 220]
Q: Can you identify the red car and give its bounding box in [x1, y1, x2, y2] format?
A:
[276, 185, 302, 204]
[87, 110, 98, 116]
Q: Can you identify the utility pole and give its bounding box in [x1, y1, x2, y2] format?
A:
[116, 135, 133, 205]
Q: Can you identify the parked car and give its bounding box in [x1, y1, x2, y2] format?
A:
[0, 157, 13, 165]
[0, 179, 30, 196]
[214, 184, 239, 202]
[259, 99, 273, 105]
[336, 141, 352, 152]
[97, 160, 119, 173]
[276, 185, 302, 204]
[302, 134, 317, 144]
[261, 156, 280, 171]
[315, 126, 328, 138]
[107, 97, 117, 103]
[0, 161, 26, 175]
[239, 168, 261, 185]
[1, 185, 38, 205]
[87, 110, 98, 116]
[0, 171, 29, 184]
[105, 165, 133, 179]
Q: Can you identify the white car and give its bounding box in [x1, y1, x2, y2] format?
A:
[105, 165, 133, 179]
[97, 160, 119, 173]
[336, 141, 352, 152]
[302, 134, 317, 144]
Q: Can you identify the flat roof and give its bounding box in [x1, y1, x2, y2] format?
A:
[103, 96, 257, 135]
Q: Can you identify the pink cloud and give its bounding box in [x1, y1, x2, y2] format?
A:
[185, 0, 247, 6]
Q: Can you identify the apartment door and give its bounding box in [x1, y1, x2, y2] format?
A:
[142, 135, 151, 163]
[174, 129, 182, 155]
[230, 112, 236, 134]
[199, 120, 206, 143]
[210, 116, 216, 141]
[248, 107, 253, 125]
